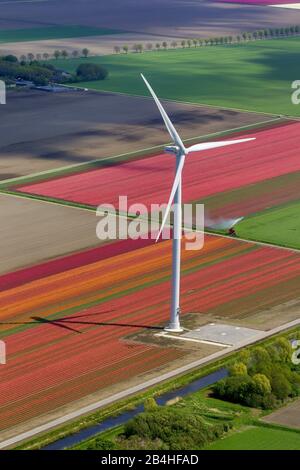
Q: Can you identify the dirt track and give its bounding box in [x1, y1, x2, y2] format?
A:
[262, 399, 300, 429]
[0, 89, 271, 180]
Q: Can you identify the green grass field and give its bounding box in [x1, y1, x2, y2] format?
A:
[0, 25, 124, 43]
[237, 201, 300, 249]
[52, 37, 300, 116]
[206, 425, 300, 450]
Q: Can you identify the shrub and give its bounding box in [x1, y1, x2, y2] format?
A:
[253, 373, 272, 395]
[76, 63, 108, 81]
[123, 408, 226, 450]
[271, 371, 292, 400]
[144, 397, 158, 411]
[84, 437, 117, 450]
[3, 55, 18, 63]
[230, 362, 248, 376]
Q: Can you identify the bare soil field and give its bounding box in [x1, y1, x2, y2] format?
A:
[262, 399, 300, 429]
[0, 0, 299, 38]
[0, 33, 182, 58]
[0, 89, 270, 180]
[0, 193, 102, 274]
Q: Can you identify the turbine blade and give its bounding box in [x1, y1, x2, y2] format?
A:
[186, 137, 255, 154]
[156, 154, 185, 242]
[141, 74, 185, 153]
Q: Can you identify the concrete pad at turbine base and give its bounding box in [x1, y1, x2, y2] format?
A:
[183, 323, 262, 346]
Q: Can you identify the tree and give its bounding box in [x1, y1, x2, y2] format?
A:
[20, 54, 27, 63]
[137, 44, 143, 53]
[230, 362, 248, 377]
[236, 35, 241, 43]
[27, 53, 34, 62]
[193, 39, 197, 47]
[248, 347, 272, 377]
[76, 63, 108, 81]
[146, 43, 153, 51]
[155, 43, 161, 50]
[3, 55, 18, 63]
[61, 50, 68, 59]
[54, 50, 60, 60]
[171, 41, 177, 49]
[187, 39, 192, 48]
[82, 48, 90, 58]
[144, 397, 158, 411]
[162, 41, 168, 50]
[198, 39, 203, 46]
[271, 372, 292, 400]
[181, 40, 186, 48]
[242, 32, 247, 41]
[72, 50, 79, 58]
[43, 53, 50, 60]
[268, 338, 292, 364]
[114, 46, 120, 54]
[36, 53, 42, 61]
[123, 45, 129, 54]
[228, 36, 233, 44]
[253, 374, 272, 395]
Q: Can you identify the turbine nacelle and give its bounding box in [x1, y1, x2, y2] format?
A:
[165, 145, 181, 155]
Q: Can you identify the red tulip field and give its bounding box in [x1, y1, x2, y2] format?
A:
[0, 234, 300, 430]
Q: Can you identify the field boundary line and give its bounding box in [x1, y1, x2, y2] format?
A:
[1, 317, 300, 449]
[2, 190, 300, 254]
[65, 83, 281, 118]
[0, 116, 283, 188]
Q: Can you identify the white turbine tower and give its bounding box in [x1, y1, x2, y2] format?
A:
[141, 74, 255, 332]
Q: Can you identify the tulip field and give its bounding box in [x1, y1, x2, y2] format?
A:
[17, 122, 300, 210]
[0, 233, 300, 430]
[15, 121, 300, 248]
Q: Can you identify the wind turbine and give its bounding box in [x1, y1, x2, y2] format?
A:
[141, 74, 255, 332]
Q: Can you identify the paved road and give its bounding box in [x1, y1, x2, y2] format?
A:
[1, 317, 300, 449]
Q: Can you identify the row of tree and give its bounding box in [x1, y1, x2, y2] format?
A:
[14, 24, 300, 63]
[113, 25, 300, 54]
[18, 48, 91, 62]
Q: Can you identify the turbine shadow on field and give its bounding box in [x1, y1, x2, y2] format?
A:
[37, 315, 164, 331]
[0, 313, 164, 332]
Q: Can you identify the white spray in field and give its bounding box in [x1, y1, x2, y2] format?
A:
[205, 216, 244, 230]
